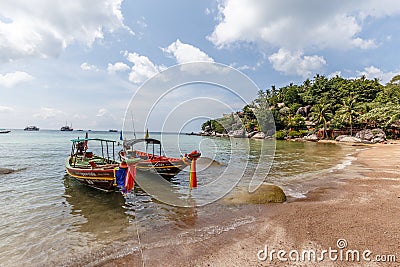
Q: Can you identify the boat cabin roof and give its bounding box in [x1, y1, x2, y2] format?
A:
[70, 138, 116, 143]
[123, 138, 161, 147]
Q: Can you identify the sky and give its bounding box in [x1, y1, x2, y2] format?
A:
[1, 0, 400, 131]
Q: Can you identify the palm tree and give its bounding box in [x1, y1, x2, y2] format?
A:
[337, 96, 359, 136]
[310, 103, 332, 139]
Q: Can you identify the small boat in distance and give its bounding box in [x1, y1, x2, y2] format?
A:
[24, 126, 39, 131]
[109, 129, 118, 132]
[0, 129, 11, 134]
[61, 125, 73, 131]
[61, 122, 73, 131]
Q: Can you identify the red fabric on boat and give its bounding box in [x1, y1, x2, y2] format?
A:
[124, 164, 136, 191]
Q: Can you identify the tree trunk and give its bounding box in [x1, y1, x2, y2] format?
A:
[350, 116, 353, 136]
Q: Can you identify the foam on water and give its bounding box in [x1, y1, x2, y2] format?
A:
[331, 155, 356, 171]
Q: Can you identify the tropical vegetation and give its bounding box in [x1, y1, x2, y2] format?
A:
[201, 74, 400, 139]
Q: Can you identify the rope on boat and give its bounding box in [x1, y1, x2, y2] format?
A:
[115, 160, 145, 265]
[133, 194, 146, 267]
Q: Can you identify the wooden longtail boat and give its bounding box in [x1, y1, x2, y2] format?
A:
[66, 136, 187, 192]
[65, 136, 142, 192]
[122, 138, 188, 179]
[66, 137, 121, 191]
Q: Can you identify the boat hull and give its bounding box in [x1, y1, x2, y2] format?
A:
[127, 150, 187, 178]
[65, 153, 187, 192]
[136, 160, 185, 178]
[65, 157, 117, 192]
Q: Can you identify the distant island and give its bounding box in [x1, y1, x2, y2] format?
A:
[201, 74, 400, 141]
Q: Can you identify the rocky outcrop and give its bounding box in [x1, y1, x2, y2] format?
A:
[335, 135, 362, 143]
[296, 105, 312, 118]
[229, 129, 246, 138]
[355, 128, 386, 143]
[0, 168, 15, 175]
[0, 167, 26, 175]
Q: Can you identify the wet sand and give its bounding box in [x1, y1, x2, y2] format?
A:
[102, 142, 400, 266]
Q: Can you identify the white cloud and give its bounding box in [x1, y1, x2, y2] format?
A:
[0, 0, 131, 62]
[0, 71, 33, 87]
[124, 51, 166, 84]
[162, 39, 214, 64]
[96, 108, 108, 117]
[268, 49, 326, 77]
[357, 66, 400, 84]
[208, 0, 398, 51]
[81, 62, 99, 72]
[107, 62, 130, 74]
[33, 107, 64, 120]
[0, 106, 14, 112]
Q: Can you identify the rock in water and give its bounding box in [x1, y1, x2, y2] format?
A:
[225, 184, 286, 204]
[196, 157, 221, 167]
[0, 167, 26, 175]
[0, 168, 16, 175]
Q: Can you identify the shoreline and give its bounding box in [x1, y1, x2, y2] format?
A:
[101, 142, 400, 266]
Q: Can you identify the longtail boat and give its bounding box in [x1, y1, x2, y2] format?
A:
[65, 137, 139, 192]
[122, 138, 188, 179]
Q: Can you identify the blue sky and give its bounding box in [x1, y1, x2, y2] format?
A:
[1, 0, 400, 131]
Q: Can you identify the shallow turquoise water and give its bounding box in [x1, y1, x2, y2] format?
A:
[0, 130, 356, 266]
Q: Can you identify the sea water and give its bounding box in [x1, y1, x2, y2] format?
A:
[0, 130, 357, 266]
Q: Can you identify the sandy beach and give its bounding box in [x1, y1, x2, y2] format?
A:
[103, 142, 400, 267]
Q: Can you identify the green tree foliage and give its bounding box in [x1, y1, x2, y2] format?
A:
[309, 103, 332, 139]
[201, 119, 227, 133]
[253, 90, 275, 133]
[359, 103, 400, 129]
[200, 74, 400, 138]
[335, 96, 360, 135]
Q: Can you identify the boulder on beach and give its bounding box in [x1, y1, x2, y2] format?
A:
[335, 135, 362, 143]
[230, 129, 246, 138]
[355, 128, 386, 143]
[251, 132, 265, 139]
[304, 134, 319, 141]
[247, 131, 258, 138]
[225, 184, 286, 204]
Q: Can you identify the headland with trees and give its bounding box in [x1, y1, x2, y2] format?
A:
[200, 74, 400, 142]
